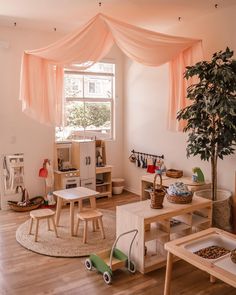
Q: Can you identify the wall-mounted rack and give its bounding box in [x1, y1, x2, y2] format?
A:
[131, 149, 164, 159]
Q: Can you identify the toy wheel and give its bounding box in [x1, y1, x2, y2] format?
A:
[128, 261, 136, 274]
[103, 271, 112, 284]
[84, 258, 93, 271]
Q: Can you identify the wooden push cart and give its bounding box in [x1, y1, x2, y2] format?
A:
[85, 229, 138, 284]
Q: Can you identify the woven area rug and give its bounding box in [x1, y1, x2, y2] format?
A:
[16, 209, 116, 257]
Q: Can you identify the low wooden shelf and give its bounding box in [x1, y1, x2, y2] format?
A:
[116, 196, 212, 274]
[95, 165, 112, 198]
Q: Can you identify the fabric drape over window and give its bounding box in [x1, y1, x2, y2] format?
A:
[19, 13, 203, 130]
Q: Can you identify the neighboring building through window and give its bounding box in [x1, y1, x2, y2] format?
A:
[56, 62, 115, 141]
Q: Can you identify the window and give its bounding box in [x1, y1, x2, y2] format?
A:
[56, 62, 115, 141]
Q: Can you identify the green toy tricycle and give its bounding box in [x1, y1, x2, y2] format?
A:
[84, 229, 138, 284]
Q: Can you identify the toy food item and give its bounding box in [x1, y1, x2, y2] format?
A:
[194, 245, 230, 259]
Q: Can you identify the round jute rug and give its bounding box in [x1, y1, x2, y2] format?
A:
[16, 209, 116, 257]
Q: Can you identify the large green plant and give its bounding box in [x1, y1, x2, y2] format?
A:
[177, 47, 236, 201]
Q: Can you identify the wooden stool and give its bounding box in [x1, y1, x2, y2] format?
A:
[75, 210, 105, 244]
[29, 209, 58, 242]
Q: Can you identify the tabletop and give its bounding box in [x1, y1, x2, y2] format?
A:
[53, 187, 99, 201]
[117, 196, 212, 220]
[141, 174, 210, 187]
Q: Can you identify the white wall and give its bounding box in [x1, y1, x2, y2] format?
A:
[0, 26, 124, 198]
[123, 5, 236, 195]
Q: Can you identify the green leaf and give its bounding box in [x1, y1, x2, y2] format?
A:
[177, 47, 236, 192]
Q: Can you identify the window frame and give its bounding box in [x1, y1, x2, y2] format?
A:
[61, 60, 115, 140]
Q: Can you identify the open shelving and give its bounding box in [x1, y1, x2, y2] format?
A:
[116, 197, 212, 274]
[96, 166, 112, 198]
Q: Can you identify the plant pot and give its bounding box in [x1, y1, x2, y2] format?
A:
[194, 189, 233, 232]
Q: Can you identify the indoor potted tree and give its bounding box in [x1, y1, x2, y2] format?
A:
[177, 47, 236, 231]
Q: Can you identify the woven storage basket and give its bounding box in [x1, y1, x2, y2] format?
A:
[166, 193, 193, 204]
[149, 173, 166, 209]
[8, 189, 44, 212]
[166, 169, 183, 178]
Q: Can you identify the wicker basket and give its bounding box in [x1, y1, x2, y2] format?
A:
[149, 173, 166, 209]
[166, 193, 193, 204]
[166, 169, 183, 178]
[230, 249, 236, 264]
[8, 195, 44, 212]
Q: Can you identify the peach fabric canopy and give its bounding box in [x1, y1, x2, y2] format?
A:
[19, 13, 203, 130]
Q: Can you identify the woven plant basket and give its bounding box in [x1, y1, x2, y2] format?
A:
[166, 193, 193, 204]
[149, 173, 166, 209]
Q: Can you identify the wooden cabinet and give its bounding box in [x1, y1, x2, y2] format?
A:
[116, 196, 212, 274]
[72, 141, 96, 190]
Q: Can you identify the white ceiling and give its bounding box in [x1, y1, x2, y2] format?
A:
[0, 0, 235, 33]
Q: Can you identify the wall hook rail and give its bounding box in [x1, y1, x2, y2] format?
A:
[131, 149, 164, 159]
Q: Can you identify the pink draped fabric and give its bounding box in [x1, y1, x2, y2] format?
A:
[19, 13, 203, 127]
[168, 41, 203, 131]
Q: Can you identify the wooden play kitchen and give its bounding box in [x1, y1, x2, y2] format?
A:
[116, 196, 212, 274]
[164, 227, 236, 295]
[54, 140, 112, 198]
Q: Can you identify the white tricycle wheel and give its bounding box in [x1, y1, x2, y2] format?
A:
[84, 258, 93, 271]
[103, 271, 112, 284]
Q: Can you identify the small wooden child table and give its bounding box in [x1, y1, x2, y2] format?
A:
[164, 227, 236, 295]
[53, 187, 99, 236]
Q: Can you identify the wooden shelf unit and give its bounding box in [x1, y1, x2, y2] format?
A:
[116, 196, 212, 274]
[96, 165, 112, 198]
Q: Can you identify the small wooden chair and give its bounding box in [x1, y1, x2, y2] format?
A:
[29, 208, 58, 242]
[75, 210, 105, 244]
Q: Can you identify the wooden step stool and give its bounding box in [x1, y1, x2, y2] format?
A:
[75, 210, 105, 243]
[29, 208, 58, 242]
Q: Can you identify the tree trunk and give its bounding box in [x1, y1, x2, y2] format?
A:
[211, 116, 218, 201]
[211, 155, 217, 201]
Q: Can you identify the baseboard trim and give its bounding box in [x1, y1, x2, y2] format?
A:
[124, 186, 140, 196]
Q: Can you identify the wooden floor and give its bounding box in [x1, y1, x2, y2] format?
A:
[0, 191, 235, 295]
